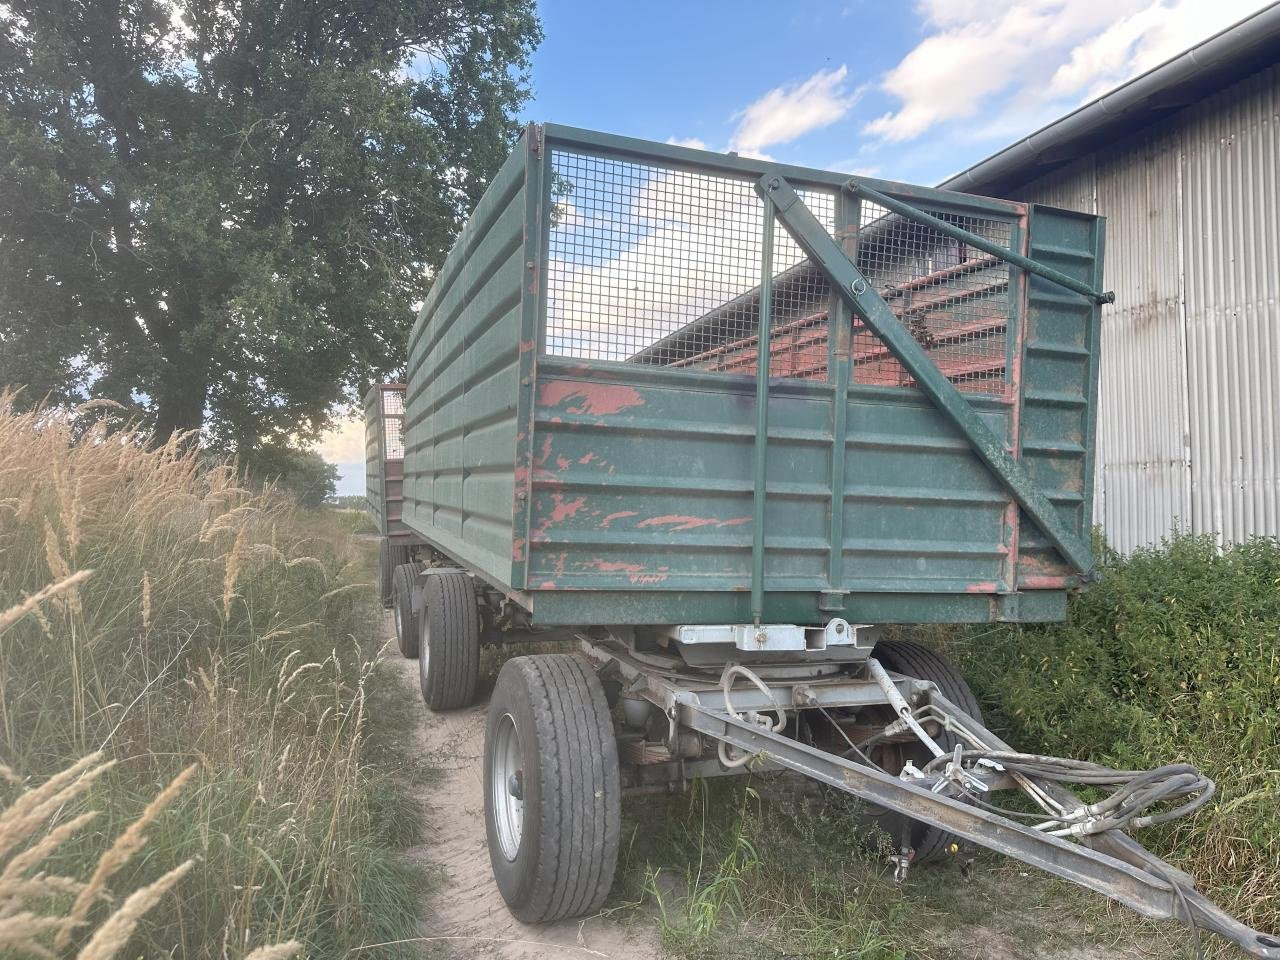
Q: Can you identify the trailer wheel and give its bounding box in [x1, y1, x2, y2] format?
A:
[867, 640, 984, 864]
[418, 571, 479, 709]
[378, 540, 410, 608]
[391, 564, 419, 658]
[483, 654, 621, 923]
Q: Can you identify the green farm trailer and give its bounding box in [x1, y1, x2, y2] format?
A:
[376, 124, 1278, 957]
[363, 383, 426, 612]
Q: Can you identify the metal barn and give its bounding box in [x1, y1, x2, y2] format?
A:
[942, 5, 1280, 552]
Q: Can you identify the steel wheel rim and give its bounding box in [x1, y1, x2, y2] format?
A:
[491, 712, 524, 861]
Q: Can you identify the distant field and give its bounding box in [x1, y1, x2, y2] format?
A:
[0, 394, 426, 958]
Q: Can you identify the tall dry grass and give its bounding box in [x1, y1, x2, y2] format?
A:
[0, 393, 425, 957]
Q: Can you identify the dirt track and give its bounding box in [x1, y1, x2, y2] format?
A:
[386, 623, 663, 960]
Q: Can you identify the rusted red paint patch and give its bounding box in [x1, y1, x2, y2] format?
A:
[593, 559, 644, 574]
[538, 580, 556, 590]
[555, 455, 571, 471]
[535, 435, 554, 467]
[637, 514, 751, 532]
[1020, 575, 1072, 589]
[549, 494, 587, 523]
[578, 452, 597, 465]
[538, 380, 645, 416]
[511, 537, 526, 562]
[965, 581, 1000, 593]
[600, 510, 637, 528]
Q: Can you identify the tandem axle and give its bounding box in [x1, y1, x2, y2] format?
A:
[391, 557, 1278, 957]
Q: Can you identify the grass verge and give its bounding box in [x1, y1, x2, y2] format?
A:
[615, 535, 1278, 959]
[0, 393, 426, 957]
[933, 533, 1280, 939]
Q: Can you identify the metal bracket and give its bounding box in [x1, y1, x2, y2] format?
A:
[661, 619, 871, 654]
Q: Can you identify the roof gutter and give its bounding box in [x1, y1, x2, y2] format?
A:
[940, 3, 1280, 196]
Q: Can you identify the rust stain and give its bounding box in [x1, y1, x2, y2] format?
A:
[538, 380, 645, 416]
[519, 338, 536, 353]
[511, 537, 526, 562]
[637, 514, 750, 532]
[535, 435, 554, 467]
[593, 559, 644, 574]
[1021, 575, 1071, 589]
[600, 510, 637, 528]
[578, 452, 597, 465]
[965, 581, 999, 594]
[555, 455, 571, 471]
[548, 494, 587, 523]
[537, 580, 556, 590]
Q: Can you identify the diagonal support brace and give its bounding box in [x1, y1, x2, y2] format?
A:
[758, 174, 1094, 576]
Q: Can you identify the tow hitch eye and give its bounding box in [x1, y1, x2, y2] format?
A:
[508, 770, 523, 800]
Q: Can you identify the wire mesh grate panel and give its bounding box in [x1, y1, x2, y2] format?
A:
[851, 200, 1013, 395]
[545, 150, 834, 380]
[380, 388, 404, 416]
[383, 417, 404, 460]
[380, 388, 405, 460]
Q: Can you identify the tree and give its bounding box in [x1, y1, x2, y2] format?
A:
[249, 446, 338, 508]
[0, 0, 539, 453]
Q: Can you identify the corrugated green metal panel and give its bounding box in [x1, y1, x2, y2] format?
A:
[842, 390, 1013, 591]
[528, 359, 1021, 609]
[526, 584, 1067, 627]
[1015, 205, 1105, 587]
[401, 134, 530, 589]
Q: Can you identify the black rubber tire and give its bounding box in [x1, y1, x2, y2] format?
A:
[378, 540, 410, 608]
[418, 571, 479, 710]
[392, 564, 419, 658]
[868, 639, 984, 864]
[483, 655, 621, 923]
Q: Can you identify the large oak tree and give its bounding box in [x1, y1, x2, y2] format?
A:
[0, 0, 539, 452]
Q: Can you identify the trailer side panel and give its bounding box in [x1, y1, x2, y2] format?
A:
[401, 136, 530, 590]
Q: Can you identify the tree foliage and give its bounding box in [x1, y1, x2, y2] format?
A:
[250, 445, 338, 507]
[0, 0, 540, 452]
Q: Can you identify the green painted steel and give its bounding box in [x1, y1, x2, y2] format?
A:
[400, 131, 532, 589]
[846, 180, 1115, 306]
[750, 198, 776, 623]
[398, 124, 1106, 627]
[762, 175, 1094, 574]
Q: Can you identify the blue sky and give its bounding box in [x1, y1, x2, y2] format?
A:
[325, 0, 1271, 494]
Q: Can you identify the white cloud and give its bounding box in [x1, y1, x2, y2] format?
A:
[666, 136, 709, 150]
[730, 66, 863, 157]
[1049, 0, 1269, 101]
[314, 413, 364, 465]
[865, 0, 1271, 143]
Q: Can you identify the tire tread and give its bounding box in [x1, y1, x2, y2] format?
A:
[873, 639, 983, 862]
[420, 572, 479, 709]
[491, 654, 620, 923]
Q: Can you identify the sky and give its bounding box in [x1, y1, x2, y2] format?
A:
[322, 0, 1273, 495]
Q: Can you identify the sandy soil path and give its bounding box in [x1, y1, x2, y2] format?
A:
[385, 622, 664, 960]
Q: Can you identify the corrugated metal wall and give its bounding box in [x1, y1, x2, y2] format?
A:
[1010, 62, 1279, 551]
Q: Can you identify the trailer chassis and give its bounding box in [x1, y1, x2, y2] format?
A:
[577, 632, 1280, 959]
